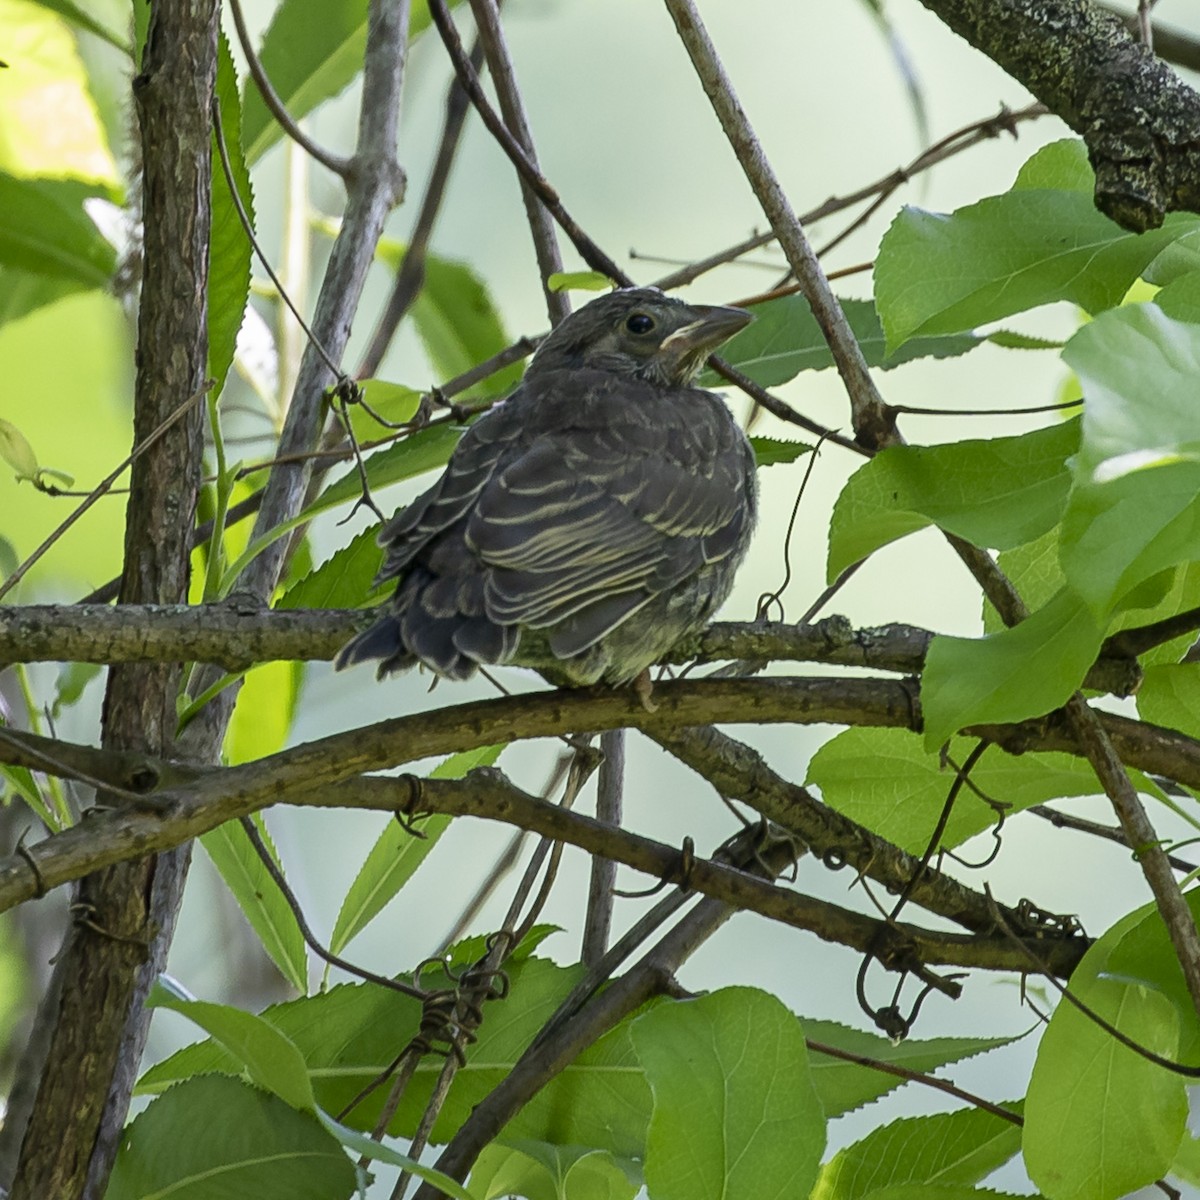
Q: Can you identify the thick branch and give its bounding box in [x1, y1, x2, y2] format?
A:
[919, 0, 1200, 230]
[0, 609, 1143, 697]
[6, 2, 220, 1195]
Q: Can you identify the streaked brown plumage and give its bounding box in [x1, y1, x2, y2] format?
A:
[335, 287, 757, 689]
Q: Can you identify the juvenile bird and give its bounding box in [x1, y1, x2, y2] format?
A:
[335, 287, 757, 699]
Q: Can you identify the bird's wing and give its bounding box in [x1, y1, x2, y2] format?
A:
[373, 402, 524, 584]
[467, 401, 754, 653]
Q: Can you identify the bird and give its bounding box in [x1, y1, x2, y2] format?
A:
[335, 286, 758, 703]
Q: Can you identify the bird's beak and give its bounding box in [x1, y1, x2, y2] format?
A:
[659, 305, 753, 381]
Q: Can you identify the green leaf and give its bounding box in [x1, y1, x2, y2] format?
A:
[875, 174, 1194, 349]
[1155, 268, 1200, 321]
[1058, 304, 1200, 612]
[702, 295, 979, 389]
[812, 1105, 1022, 1199]
[0, 266, 85, 330]
[921, 587, 1106, 749]
[149, 983, 317, 1111]
[1024, 979, 1185, 1199]
[547, 270, 612, 293]
[0, 1, 122, 181]
[0, 418, 39, 479]
[471, 1142, 638, 1200]
[827, 420, 1078, 582]
[804, 1020, 1019, 1119]
[410, 254, 523, 395]
[242, 0, 450, 163]
[315, 424, 462, 511]
[1011, 137, 1094, 192]
[1066, 304, 1200, 483]
[1138, 663, 1200, 738]
[277, 527, 383, 610]
[807, 729, 1105, 854]
[0, 173, 115, 285]
[985, 328, 1065, 350]
[345, 379, 422, 444]
[107, 1075, 356, 1200]
[750, 436, 812, 468]
[137, 978, 424, 1100]
[27, 0, 130, 53]
[225, 659, 302, 764]
[201, 816, 308, 994]
[209, 31, 254, 399]
[631, 988, 825, 1200]
[329, 745, 503, 955]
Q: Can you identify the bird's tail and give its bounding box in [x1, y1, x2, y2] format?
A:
[333, 614, 415, 679]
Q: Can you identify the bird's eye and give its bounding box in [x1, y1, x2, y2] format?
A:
[625, 312, 656, 335]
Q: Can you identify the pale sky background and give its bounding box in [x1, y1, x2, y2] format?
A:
[7, 0, 1200, 1193]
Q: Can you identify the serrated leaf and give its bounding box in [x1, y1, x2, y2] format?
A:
[827, 420, 1078, 582]
[985, 329, 1065, 350]
[632, 988, 825, 1200]
[209, 32, 254, 398]
[548, 270, 611, 293]
[921, 587, 1106, 749]
[329, 744, 503, 955]
[803, 1020, 1021, 1119]
[106, 1076, 355, 1200]
[750, 436, 812, 467]
[701, 294, 979, 389]
[812, 1104, 1022, 1199]
[875, 163, 1196, 349]
[201, 815, 308, 994]
[277, 528, 383, 610]
[807, 729, 1105, 854]
[0, 173, 115, 285]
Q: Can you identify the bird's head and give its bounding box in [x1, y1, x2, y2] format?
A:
[528, 288, 753, 387]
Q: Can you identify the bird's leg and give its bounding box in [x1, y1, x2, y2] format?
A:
[633, 668, 659, 713]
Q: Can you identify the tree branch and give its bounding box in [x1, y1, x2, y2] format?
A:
[663, 0, 893, 448]
[919, 0, 1200, 231]
[0, 609, 1143, 698]
[6, 2, 220, 1194]
[467, 0, 569, 325]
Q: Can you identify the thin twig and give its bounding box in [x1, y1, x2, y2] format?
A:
[1063, 693, 1200, 1017]
[426, 0, 629, 284]
[0, 385, 210, 604]
[1028, 804, 1197, 874]
[468, 0, 569, 325]
[582, 730, 624, 965]
[357, 35, 487, 378]
[651, 101, 1045, 291]
[664, 0, 891, 447]
[226, 0, 351, 176]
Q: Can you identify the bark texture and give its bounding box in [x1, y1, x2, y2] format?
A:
[920, 0, 1200, 230]
[6, 2, 219, 1195]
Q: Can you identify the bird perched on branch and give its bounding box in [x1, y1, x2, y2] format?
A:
[336, 287, 757, 703]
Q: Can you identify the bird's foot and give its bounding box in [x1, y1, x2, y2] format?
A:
[633, 669, 659, 713]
